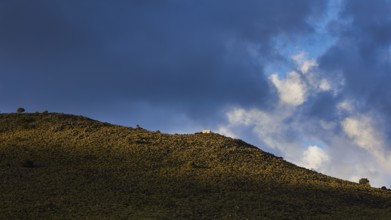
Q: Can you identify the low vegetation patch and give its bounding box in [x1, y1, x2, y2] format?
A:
[0, 113, 390, 219]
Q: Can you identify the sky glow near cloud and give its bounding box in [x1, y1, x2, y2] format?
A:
[300, 146, 329, 171]
[1, 0, 391, 187]
[269, 72, 307, 106]
[218, 51, 391, 187]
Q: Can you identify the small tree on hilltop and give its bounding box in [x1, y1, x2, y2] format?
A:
[359, 178, 370, 186]
[17, 107, 25, 113]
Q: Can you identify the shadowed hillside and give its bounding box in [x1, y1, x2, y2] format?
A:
[0, 113, 390, 219]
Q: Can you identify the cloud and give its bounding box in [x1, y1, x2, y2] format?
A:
[269, 52, 333, 106]
[218, 50, 391, 187]
[341, 114, 391, 171]
[218, 98, 391, 187]
[292, 51, 318, 74]
[318, 79, 331, 91]
[2, 0, 391, 187]
[319, 0, 391, 126]
[0, 0, 326, 122]
[219, 106, 321, 172]
[270, 71, 308, 106]
[218, 55, 333, 160]
[300, 145, 329, 171]
[310, 0, 391, 186]
[342, 115, 383, 153]
[337, 100, 354, 114]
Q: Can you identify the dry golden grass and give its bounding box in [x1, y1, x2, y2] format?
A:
[0, 113, 390, 219]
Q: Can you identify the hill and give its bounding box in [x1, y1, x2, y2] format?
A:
[0, 113, 390, 219]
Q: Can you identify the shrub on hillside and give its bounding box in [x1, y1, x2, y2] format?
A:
[17, 107, 25, 113]
[359, 178, 370, 186]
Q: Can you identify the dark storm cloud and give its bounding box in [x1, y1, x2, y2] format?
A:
[0, 0, 325, 121]
[316, 0, 391, 142]
[318, 2, 391, 108]
[300, 92, 341, 121]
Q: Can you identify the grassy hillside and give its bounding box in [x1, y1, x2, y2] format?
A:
[0, 113, 390, 219]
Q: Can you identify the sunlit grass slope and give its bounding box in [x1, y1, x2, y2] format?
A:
[0, 113, 390, 219]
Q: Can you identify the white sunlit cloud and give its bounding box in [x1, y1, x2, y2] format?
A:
[269, 71, 307, 106]
[219, 52, 331, 161]
[321, 106, 391, 187]
[337, 99, 357, 115]
[217, 105, 310, 164]
[318, 79, 331, 91]
[218, 52, 391, 187]
[292, 51, 318, 74]
[341, 114, 391, 171]
[300, 145, 329, 171]
[269, 52, 334, 107]
[342, 115, 383, 153]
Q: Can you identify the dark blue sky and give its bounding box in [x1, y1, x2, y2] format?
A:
[1, 0, 391, 186]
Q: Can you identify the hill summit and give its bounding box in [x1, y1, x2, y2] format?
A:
[0, 112, 390, 219]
